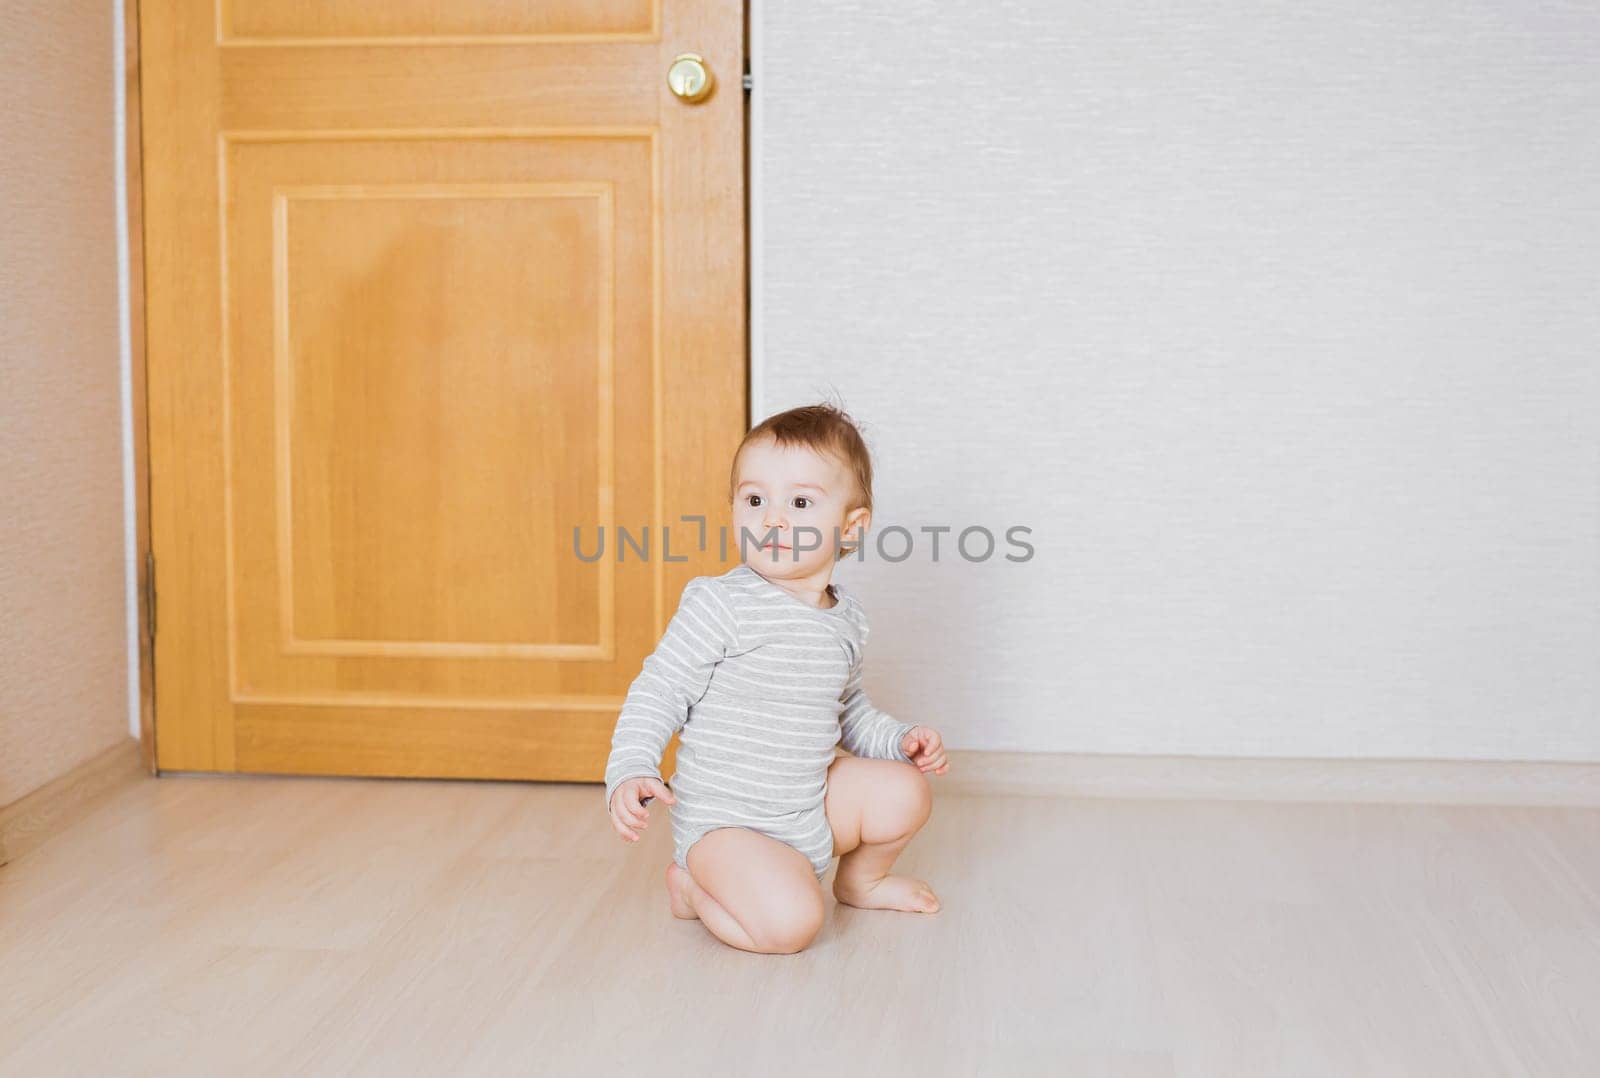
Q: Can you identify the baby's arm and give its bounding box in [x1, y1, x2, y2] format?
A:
[603, 577, 737, 810]
[838, 654, 917, 764]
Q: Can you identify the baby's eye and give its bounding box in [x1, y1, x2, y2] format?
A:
[791, 496, 812, 510]
[745, 494, 763, 508]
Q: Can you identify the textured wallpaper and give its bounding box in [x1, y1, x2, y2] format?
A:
[756, 1, 1600, 760]
[0, 2, 130, 805]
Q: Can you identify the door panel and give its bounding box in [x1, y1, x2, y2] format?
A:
[221, 0, 656, 42]
[142, 0, 744, 778]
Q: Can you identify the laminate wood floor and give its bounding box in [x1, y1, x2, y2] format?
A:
[2, 772, 1597, 1076]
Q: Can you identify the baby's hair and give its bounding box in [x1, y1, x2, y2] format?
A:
[729, 401, 875, 515]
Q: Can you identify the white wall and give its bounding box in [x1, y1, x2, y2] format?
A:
[754, 1, 1600, 761]
[1, 0, 133, 806]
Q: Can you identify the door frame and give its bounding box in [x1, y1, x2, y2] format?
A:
[123, 0, 156, 774]
[121, 0, 755, 775]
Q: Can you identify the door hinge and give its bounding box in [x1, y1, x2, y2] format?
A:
[742, 68, 753, 93]
[145, 549, 156, 639]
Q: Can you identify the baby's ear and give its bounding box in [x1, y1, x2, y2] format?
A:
[843, 505, 871, 540]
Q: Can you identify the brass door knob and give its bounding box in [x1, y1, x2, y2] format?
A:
[667, 53, 714, 103]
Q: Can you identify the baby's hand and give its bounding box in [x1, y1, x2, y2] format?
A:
[900, 726, 949, 775]
[609, 777, 676, 844]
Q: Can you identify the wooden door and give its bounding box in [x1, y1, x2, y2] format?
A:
[140, 0, 744, 779]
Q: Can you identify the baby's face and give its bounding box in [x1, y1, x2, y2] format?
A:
[731, 436, 868, 581]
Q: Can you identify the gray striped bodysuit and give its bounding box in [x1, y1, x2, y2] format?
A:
[603, 563, 916, 880]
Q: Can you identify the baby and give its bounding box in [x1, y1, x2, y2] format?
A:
[603, 403, 949, 955]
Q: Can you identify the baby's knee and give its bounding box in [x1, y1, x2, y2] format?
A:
[749, 890, 826, 954]
[855, 762, 932, 845]
[886, 760, 933, 829]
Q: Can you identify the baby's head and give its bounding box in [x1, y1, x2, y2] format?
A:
[728, 403, 874, 579]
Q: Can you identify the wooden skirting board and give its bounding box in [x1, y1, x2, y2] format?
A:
[5, 741, 1597, 870]
[0, 738, 147, 868]
[935, 749, 1600, 807]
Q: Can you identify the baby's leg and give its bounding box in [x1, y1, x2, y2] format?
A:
[824, 756, 940, 913]
[664, 861, 753, 941]
[676, 827, 826, 954]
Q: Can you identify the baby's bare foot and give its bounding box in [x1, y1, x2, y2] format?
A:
[665, 861, 699, 920]
[833, 873, 941, 914]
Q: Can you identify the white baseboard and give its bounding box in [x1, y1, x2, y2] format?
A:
[933, 749, 1600, 807]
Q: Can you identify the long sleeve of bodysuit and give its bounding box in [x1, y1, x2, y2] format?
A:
[603, 577, 739, 810]
[838, 650, 917, 763]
